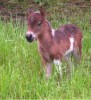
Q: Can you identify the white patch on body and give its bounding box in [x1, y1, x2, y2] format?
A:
[35, 11, 40, 14]
[26, 31, 36, 38]
[65, 37, 74, 56]
[45, 20, 55, 37]
[52, 29, 55, 36]
[54, 59, 62, 78]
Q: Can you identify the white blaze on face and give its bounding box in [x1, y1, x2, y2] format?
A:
[54, 59, 62, 78]
[26, 31, 36, 38]
[65, 37, 74, 55]
[52, 29, 55, 36]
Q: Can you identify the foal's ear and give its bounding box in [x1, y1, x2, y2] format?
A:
[39, 7, 45, 18]
[27, 8, 34, 16]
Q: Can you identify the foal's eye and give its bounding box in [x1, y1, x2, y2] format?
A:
[37, 21, 42, 26]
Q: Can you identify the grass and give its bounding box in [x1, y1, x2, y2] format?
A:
[0, 11, 91, 99]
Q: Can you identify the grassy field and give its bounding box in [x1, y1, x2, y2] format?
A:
[0, 10, 91, 99]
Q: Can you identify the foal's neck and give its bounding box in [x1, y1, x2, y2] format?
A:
[38, 21, 53, 41]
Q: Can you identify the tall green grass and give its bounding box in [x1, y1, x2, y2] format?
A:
[0, 12, 91, 99]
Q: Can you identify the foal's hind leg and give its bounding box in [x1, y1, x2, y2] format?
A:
[72, 47, 82, 65]
[73, 41, 82, 63]
[64, 53, 74, 78]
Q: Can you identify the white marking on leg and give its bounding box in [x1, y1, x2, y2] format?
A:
[52, 29, 55, 37]
[65, 37, 74, 56]
[54, 59, 62, 78]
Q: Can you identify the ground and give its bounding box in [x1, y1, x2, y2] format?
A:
[0, 0, 91, 21]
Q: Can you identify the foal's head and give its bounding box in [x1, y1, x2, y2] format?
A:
[26, 8, 46, 42]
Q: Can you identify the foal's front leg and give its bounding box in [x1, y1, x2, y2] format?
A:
[45, 63, 52, 78]
[39, 47, 52, 79]
[41, 55, 52, 79]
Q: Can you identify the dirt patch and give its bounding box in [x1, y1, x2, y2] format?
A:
[0, 0, 91, 22]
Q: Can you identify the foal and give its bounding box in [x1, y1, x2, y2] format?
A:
[25, 8, 82, 78]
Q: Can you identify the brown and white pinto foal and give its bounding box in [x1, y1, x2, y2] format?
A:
[25, 8, 82, 78]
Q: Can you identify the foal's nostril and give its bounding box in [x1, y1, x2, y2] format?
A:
[29, 34, 32, 38]
[25, 34, 32, 40]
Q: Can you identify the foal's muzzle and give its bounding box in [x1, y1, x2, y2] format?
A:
[25, 33, 34, 42]
[25, 31, 37, 42]
[26, 31, 36, 42]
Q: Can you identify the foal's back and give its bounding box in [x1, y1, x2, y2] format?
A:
[54, 24, 82, 40]
[53, 24, 82, 59]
